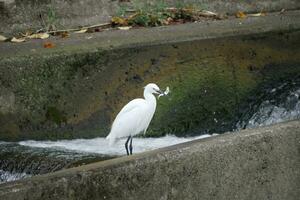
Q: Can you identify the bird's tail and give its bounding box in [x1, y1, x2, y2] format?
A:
[106, 133, 117, 146]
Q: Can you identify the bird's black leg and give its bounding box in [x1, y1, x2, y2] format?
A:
[129, 137, 133, 155]
[125, 136, 131, 155]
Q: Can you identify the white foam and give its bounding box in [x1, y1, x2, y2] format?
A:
[19, 134, 214, 156]
[246, 89, 300, 128]
[0, 170, 30, 184]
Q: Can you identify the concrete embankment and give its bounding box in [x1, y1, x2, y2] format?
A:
[0, 10, 300, 141]
[0, 120, 299, 200]
[1, 0, 299, 36]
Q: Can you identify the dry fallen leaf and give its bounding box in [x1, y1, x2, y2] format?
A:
[11, 37, 26, 43]
[280, 9, 285, 14]
[111, 16, 128, 25]
[236, 11, 247, 18]
[28, 33, 49, 39]
[43, 42, 55, 48]
[167, 17, 173, 23]
[248, 12, 266, 17]
[60, 32, 69, 38]
[74, 29, 88, 33]
[200, 10, 218, 17]
[0, 34, 7, 42]
[160, 19, 169, 25]
[118, 26, 132, 30]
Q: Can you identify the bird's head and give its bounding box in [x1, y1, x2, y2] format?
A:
[144, 83, 163, 95]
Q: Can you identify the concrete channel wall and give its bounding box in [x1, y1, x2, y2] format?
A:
[0, 120, 299, 200]
[0, 10, 300, 141]
[1, 0, 300, 35]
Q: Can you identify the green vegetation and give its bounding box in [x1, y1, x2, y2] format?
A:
[114, 0, 204, 27]
[44, 6, 60, 31]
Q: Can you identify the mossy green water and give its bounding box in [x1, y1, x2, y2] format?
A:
[0, 31, 299, 141]
[148, 34, 300, 136]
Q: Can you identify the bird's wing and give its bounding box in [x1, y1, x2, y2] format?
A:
[114, 98, 146, 121]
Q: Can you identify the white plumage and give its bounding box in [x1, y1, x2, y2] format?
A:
[106, 83, 163, 155]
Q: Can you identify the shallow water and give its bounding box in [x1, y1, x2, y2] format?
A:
[18, 134, 213, 156]
[0, 134, 214, 184]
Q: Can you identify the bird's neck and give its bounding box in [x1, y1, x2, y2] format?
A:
[144, 91, 157, 105]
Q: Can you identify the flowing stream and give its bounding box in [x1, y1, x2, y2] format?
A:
[236, 79, 300, 129]
[0, 135, 212, 184]
[1, 78, 300, 184]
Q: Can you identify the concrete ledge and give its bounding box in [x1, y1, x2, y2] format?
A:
[0, 120, 299, 200]
[1, 10, 300, 58]
[1, 0, 299, 36]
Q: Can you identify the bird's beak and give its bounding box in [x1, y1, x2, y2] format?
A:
[155, 89, 163, 95]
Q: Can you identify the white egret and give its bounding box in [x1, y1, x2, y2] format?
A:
[106, 83, 164, 155]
